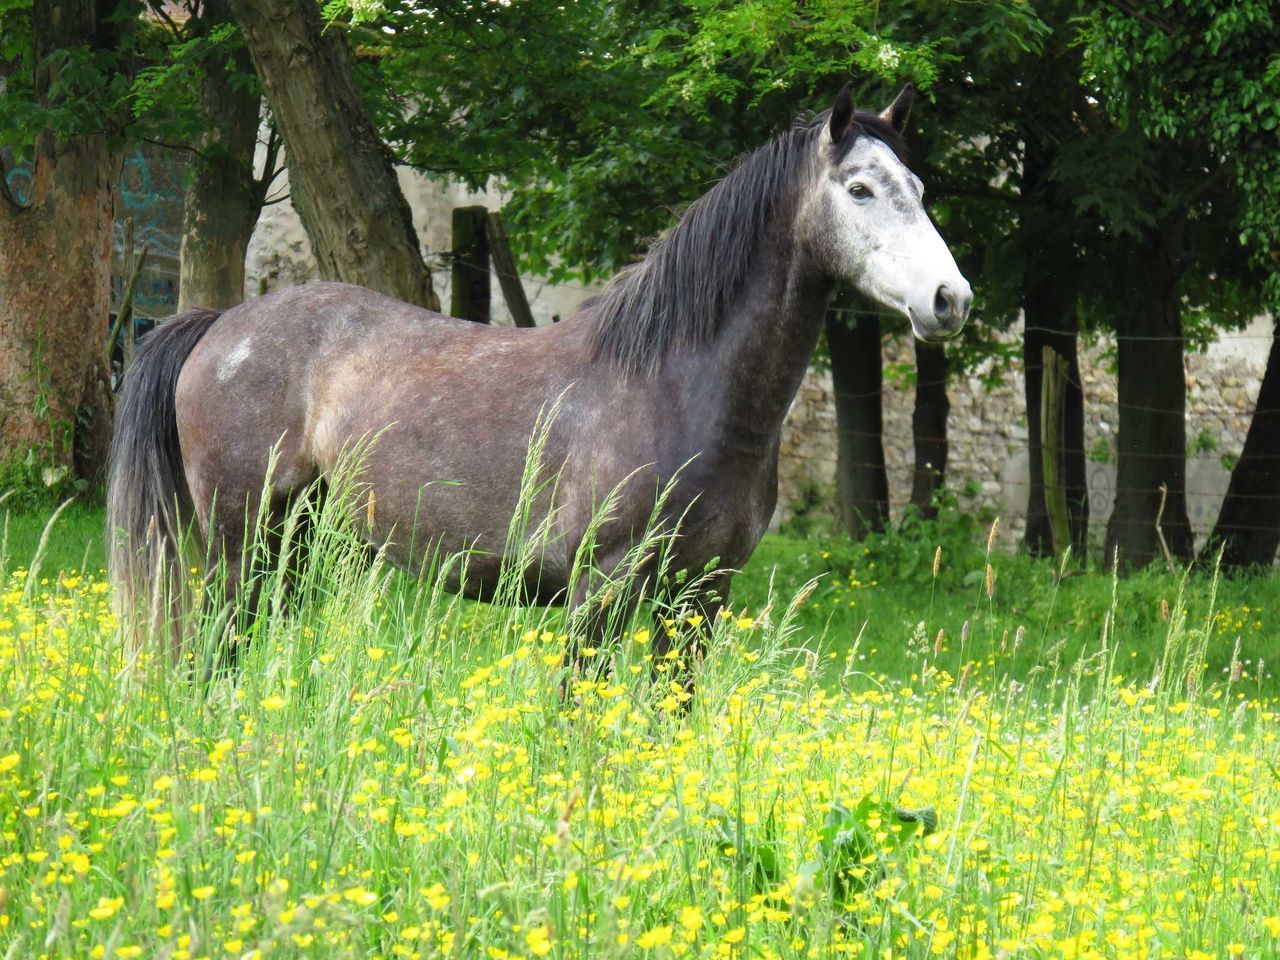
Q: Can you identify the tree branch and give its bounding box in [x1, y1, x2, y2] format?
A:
[1097, 0, 1177, 37]
[138, 136, 217, 165]
[1157, 161, 1233, 231]
[251, 120, 283, 208]
[144, 0, 190, 41]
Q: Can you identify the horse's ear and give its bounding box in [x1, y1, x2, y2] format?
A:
[828, 83, 854, 144]
[879, 83, 914, 134]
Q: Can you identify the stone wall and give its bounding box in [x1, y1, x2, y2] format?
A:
[244, 166, 600, 327]
[777, 316, 1275, 549]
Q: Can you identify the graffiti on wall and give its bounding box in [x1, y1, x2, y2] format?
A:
[112, 149, 185, 314]
[3, 147, 186, 315]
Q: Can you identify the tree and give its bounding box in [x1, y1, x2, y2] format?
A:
[1082, 0, 1277, 569]
[824, 295, 889, 539]
[1005, 2, 1091, 560]
[908, 341, 949, 520]
[173, 0, 278, 310]
[127, 0, 284, 311]
[1208, 333, 1280, 567]
[227, 0, 438, 308]
[0, 0, 138, 496]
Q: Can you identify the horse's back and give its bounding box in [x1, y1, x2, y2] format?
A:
[174, 281, 600, 582]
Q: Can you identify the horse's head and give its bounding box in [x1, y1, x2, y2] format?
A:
[799, 84, 972, 342]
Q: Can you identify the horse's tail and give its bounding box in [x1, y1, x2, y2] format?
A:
[106, 308, 223, 648]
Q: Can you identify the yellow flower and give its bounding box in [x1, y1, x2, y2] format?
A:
[259, 695, 286, 711]
[191, 886, 215, 900]
[0, 753, 19, 772]
[421, 883, 451, 910]
[636, 925, 673, 948]
[526, 925, 553, 957]
[89, 896, 125, 920]
[679, 907, 703, 932]
[344, 886, 378, 906]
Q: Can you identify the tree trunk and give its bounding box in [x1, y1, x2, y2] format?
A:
[227, 0, 439, 309]
[1017, 102, 1089, 562]
[178, 0, 264, 312]
[0, 1, 122, 491]
[1204, 328, 1280, 569]
[909, 340, 950, 520]
[824, 307, 888, 540]
[1104, 248, 1194, 570]
[1022, 279, 1088, 560]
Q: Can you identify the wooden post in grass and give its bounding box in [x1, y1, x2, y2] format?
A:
[485, 211, 537, 328]
[1041, 345, 1072, 563]
[450, 206, 491, 323]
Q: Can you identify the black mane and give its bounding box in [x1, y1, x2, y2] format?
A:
[588, 110, 905, 375]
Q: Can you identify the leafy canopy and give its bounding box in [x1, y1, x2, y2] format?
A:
[1082, 0, 1280, 311]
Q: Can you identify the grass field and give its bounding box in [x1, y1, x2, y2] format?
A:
[1, 499, 1278, 959]
[5, 502, 1275, 699]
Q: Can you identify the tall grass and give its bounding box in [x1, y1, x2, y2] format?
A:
[0, 460, 1277, 959]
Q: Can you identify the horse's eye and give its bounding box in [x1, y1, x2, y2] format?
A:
[849, 183, 873, 200]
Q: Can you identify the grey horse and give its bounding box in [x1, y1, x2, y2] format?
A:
[107, 84, 971, 662]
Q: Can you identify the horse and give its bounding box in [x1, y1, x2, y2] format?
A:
[107, 83, 972, 664]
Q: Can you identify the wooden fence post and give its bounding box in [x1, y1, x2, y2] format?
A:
[450, 205, 490, 323]
[485, 211, 537, 328]
[1041, 345, 1072, 563]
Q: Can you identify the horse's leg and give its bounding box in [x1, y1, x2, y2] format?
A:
[192, 469, 303, 673]
[565, 571, 642, 688]
[651, 573, 732, 701]
[203, 490, 267, 672]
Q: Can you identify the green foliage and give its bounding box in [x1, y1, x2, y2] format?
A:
[705, 803, 782, 894]
[804, 796, 936, 906]
[0, 1, 263, 203]
[128, 19, 235, 122]
[0, 451, 87, 511]
[124, 1, 265, 168]
[0, 1, 143, 164]
[0, 328, 87, 509]
[1082, 0, 1280, 312]
[333, 0, 948, 283]
[1192, 428, 1219, 456]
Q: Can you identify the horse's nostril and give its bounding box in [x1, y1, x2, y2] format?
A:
[933, 285, 956, 321]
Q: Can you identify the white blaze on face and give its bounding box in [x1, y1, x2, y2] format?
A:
[806, 136, 972, 341]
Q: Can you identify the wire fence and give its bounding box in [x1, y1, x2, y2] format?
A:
[446, 256, 1279, 346]
[781, 414, 1277, 535]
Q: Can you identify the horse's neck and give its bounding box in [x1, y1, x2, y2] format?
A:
[671, 249, 832, 454]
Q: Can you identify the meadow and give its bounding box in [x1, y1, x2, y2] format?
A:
[1, 498, 1278, 959]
